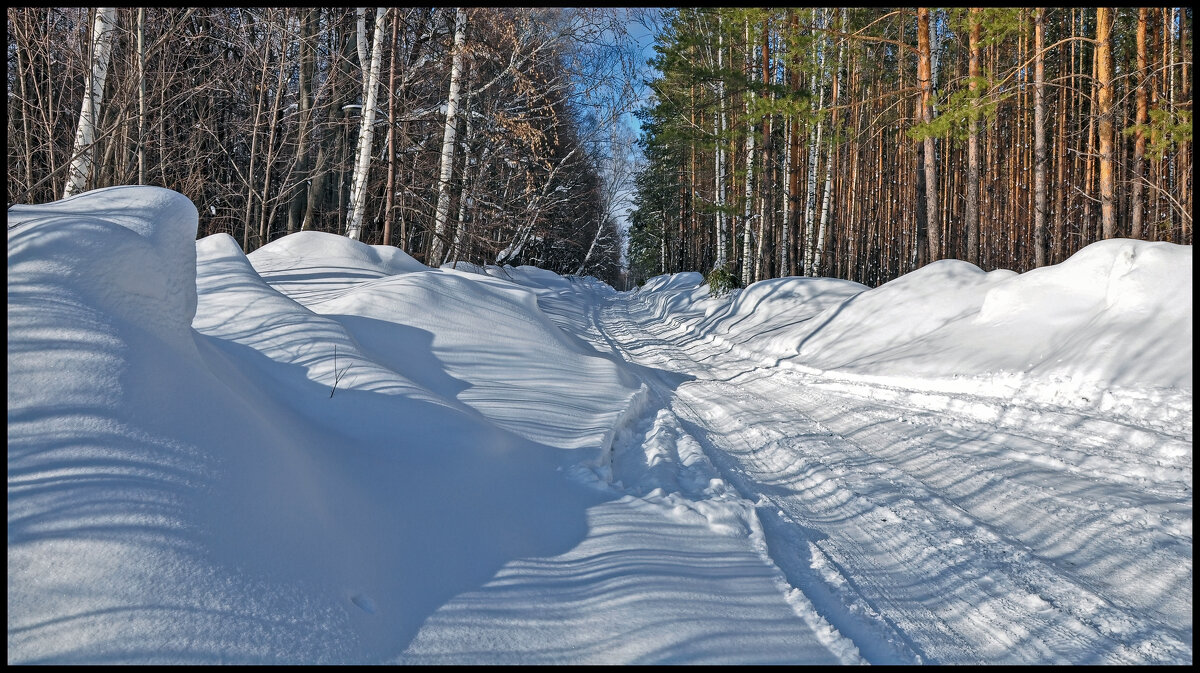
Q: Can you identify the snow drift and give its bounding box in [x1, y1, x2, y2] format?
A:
[8, 186, 1192, 664]
[9, 187, 634, 663]
[629, 240, 1191, 428]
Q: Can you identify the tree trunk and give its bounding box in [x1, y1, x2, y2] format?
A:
[1096, 7, 1116, 239]
[715, 17, 729, 271]
[288, 8, 317, 235]
[451, 80, 475, 264]
[346, 8, 389, 241]
[431, 7, 467, 265]
[803, 12, 824, 276]
[740, 17, 756, 286]
[917, 7, 939, 264]
[1033, 8, 1048, 266]
[755, 17, 772, 282]
[1131, 7, 1148, 240]
[64, 7, 118, 199]
[965, 8, 981, 265]
[814, 13, 842, 278]
[136, 8, 146, 186]
[785, 10, 800, 277]
[381, 13, 400, 247]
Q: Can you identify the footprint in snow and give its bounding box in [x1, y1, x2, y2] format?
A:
[351, 594, 376, 614]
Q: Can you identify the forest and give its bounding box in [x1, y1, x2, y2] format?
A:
[627, 8, 1192, 287]
[6, 8, 1193, 291]
[7, 7, 639, 284]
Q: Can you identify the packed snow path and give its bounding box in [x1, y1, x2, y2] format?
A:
[542, 280, 1192, 665]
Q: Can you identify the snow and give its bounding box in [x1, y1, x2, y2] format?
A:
[8, 186, 1192, 664]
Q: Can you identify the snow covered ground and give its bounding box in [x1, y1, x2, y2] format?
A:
[8, 186, 1192, 664]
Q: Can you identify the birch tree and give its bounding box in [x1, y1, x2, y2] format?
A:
[345, 8, 388, 241]
[430, 7, 467, 264]
[802, 9, 826, 276]
[714, 15, 729, 271]
[63, 7, 117, 199]
[740, 17, 757, 286]
[813, 10, 843, 278]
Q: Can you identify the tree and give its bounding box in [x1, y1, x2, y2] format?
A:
[429, 7, 467, 264]
[965, 8, 982, 265]
[1032, 8, 1048, 266]
[1095, 8, 1116, 240]
[63, 8, 117, 199]
[346, 8, 389, 241]
[916, 7, 939, 266]
[1130, 8, 1149, 240]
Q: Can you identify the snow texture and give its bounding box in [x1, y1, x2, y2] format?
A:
[8, 187, 1192, 664]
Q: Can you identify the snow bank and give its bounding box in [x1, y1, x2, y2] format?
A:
[633, 239, 1192, 406]
[250, 229, 425, 277]
[8, 185, 199, 337]
[7, 187, 631, 663]
[249, 237, 638, 451]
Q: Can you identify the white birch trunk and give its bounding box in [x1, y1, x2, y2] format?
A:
[740, 18, 756, 286]
[345, 8, 388, 241]
[813, 27, 843, 277]
[137, 8, 146, 185]
[813, 134, 834, 277]
[781, 108, 790, 275]
[803, 85, 823, 275]
[430, 7, 467, 265]
[715, 20, 728, 270]
[451, 86, 476, 266]
[63, 7, 117, 199]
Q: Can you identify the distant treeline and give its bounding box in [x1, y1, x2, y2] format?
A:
[628, 8, 1192, 287]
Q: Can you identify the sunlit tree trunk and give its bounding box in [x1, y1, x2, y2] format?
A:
[63, 7, 117, 199]
[803, 10, 824, 276]
[136, 8, 146, 186]
[382, 13, 399, 246]
[430, 7, 467, 264]
[813, 10, 843, 278]
[1096, 7, 1116, 240]
[755, 18, 772, 281]
[1033, 8, 1048, 266]
[965, 8, 981, 265]
[346, 8, 389, 241]
[917, 7, 939, 263]
[289, 8, 318, 235]
[784, 9, 800, 277]
[1131, 7, 1148, 240]
[741, 17, 756, 286]
[715, 17, 729, 270]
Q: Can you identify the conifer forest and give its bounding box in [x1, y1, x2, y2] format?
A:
[627, 8, 1192, 287]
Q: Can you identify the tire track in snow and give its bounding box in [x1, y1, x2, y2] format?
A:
[572, 299, 866, 664]
[580, 291, 1190, 665]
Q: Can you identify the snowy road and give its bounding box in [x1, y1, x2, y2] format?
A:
[555, 283, 1192, 665]
[9, 190, 1191, 664]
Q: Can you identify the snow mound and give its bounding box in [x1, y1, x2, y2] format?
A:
[640, 271, 705, 293]
[8, 185, 199, 337]
[632, 239, 1192, 394]
[8, 188, 628, 663]
[247, 231, 425, 305]
[313, 267, 638, 450]
[251, 229, 425, 276]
